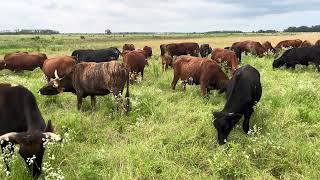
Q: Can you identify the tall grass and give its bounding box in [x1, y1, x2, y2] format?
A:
[0, 33, 320, 179]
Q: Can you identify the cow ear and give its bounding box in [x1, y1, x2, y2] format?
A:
[45, 120, 54, 133]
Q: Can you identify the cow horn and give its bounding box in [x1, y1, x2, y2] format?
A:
[43, 132, 62, 142]
[54, 70, 60, 80]
[0, 132, 18, 142]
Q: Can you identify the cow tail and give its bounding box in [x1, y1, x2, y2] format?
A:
[125, 71, 130, 114]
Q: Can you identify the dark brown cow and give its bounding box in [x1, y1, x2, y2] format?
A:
[122, 44, 135, 53]
[300, 40, 313, 48]
[160, 44, 167, 56]
[231, 41, 266, 57]
[39, 61, 130, 112]
[275, 39, 302, 49]
[211, 48, 238, 73]
[171, 56, 229, 96]
[42, 56, 76, 82]
[262, 41, 276, 53]
[161, 54, 173, 71]
[4, 52, 47, 61]
[123, 51, 147, 81]
[315, 40, 320, 46]
[0, 53, 47, 72]
[143, 46, 152, 58]
[165, 42, 200, 57]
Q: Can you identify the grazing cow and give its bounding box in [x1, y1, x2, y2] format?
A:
[315, 40, 320, 46]
[0, 53, 47, 72]
[275, 39, 302, 49]
[272, 47, 320, 71]
[300, 40, 313, 48]
[71, 48, 121, 63]
[211, 48, 238, 73]
[231, 41, 266, 57]
[0, 83, 61, 178]
[122, 44, 135, 53]
[39, 61, 130, 112]
[42, 56, 76, 82]
[225, 46, 242, 63]
[171, 56, 229, 96]
[199, 44, 212, 58]
[143, 46, 152, 58]
[262, 41, 276, 53]
[123, 51, 147, 81]
[165, 42, 200, 57]
[161, 54, 174, 71]
[213, 65, 262, 145]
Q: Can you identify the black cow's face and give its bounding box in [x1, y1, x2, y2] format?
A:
[0, 121, 61, 178]
[38, 81, 60, 95]
[213, 112, 242, 145]
[39, 71, 73, 95]
[272, 58, 285, 68]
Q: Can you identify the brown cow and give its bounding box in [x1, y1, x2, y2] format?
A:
[122, 44, 135, 53]
[161, 53, 174, 71]
[4, 52, 47, 60]
[275, 39, 302, 49]
[165, 42, 200, 57]
[261, 41, 276, 53]
[300, 40, 313, 48]
[171, 56, 229, 96]
[211, 48, 238, 73]
[42, 56, 76, 82]
[0, 53, 47, 72]
[315, 40, 320, 46]
[143, 46, 152, 58]
[39, 61, 130, 112]
[123, 51, 147, 81]
[231, 41, 266, 57]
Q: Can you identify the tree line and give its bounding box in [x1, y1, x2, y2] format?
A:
[0, 29, 59, 35]
[284, 25, 320, 32]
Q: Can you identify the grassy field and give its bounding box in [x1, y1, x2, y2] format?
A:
[0, 33, 320, 179]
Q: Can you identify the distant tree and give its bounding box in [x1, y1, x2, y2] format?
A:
[284, 25, 320, 32]
[105, 29, 112, 35]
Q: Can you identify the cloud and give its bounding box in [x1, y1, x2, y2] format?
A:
[0, 0, 319, 33]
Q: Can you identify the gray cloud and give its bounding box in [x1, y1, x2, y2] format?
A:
[0, 0, 318, 33]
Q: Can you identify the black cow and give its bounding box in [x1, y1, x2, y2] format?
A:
[0, 83, 61, 178]
[199, 44, 212, 58]
[225, 46, 242, 63]
[213, 65, 262, 145]
[71, 47, 121, 63]
[272, 47, 320, 71]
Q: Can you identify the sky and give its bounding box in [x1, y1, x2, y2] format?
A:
[0, 0, 319, 33]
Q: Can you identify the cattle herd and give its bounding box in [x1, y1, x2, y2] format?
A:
[0, 38, 320, 178]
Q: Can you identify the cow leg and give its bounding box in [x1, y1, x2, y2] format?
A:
[181, 81, 186, 91]
[243, 107, 254, 134]
[171, 73, 179, 90]
[141, 70, 144, 80]
[91, 96, 96, 110]
[76, 95, 83, 110]
[200, 83, 207, 96]
[1, 142, 15, 172]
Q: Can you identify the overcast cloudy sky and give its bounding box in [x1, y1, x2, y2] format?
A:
[1, 0, 319, 33]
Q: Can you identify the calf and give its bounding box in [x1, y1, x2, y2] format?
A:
[39, 61, 130, 112]
[0, 53, 47, 72]
[213, 65, 262, 145]
[0, 83, 61, 178]
[211, 48, 238, 73]
[143, 46, 153, 58]
[42, 56, 76, 82]
[171, 56, 229, 96]
[272, 47, 320, 71]
[123, 50, 147, 81]
[199, 44, 212, 58]
[161, 53, 174, 71]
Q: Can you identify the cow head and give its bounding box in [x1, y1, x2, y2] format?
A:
[272, 57, 285, 69]
[0, 120, 61, 178]
[39, 70, 74, 95]
[213, 112, 242, 145]
[0, 60, 5, 70]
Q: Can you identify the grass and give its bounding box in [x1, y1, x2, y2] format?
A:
[0, 33, 320, 179]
